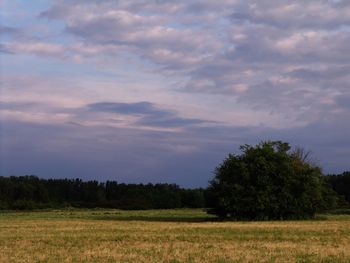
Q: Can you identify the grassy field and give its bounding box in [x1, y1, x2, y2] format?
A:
[0, 209, 349, 262]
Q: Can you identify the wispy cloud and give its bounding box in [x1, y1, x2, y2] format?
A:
[87, 101, 171, 117]
[87, 101, 209, 128]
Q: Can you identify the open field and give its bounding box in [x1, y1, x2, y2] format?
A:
[0, 209, 350, 262]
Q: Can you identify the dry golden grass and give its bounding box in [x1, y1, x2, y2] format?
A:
[0, 209, 349, 262]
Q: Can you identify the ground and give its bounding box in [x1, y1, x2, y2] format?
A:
[0, 209, 349, 262]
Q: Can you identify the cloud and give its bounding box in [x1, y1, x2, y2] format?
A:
[2, 108, 349, 187]
[0, 25, 19, 35]
[87, 101, 208, 128]
[4, 1, 350, 126]
[1, 0, 350, 185]
[38, 0, 222, 70]
[4, 41, 65, 58]
[336, 93, 350, 110]
[0, 117, 228, 186]
[87, 101, 172, 117]
[230, 1, 350, 30]
[0, 97, 209, 130]
[137, 116, 205, 128]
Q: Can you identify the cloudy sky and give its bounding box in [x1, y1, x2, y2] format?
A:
[1, 0, 349, 187]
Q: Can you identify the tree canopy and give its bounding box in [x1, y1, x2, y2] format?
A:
[206, 141, 338, 220]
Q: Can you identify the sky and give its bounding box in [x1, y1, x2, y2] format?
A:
[0, 0, 349, 187]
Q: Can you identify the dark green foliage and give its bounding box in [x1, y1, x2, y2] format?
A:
[326, 171, 350, 207]
[0, 176, 205, 210]
[180, 189, 205, 208]
[206, 141, 338, 220]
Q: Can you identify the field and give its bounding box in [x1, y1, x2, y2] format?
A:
[0, 209, 350, 262]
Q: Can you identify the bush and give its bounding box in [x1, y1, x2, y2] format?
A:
[206, 141, 338, 220]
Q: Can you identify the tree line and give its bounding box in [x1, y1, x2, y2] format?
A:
[0, 142, 349, 218]
[327, 171, 350, 206]
[0, 172, 349, 212]
[0, 176, 205, 210]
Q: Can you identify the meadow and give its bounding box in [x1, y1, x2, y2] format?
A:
[0, 209, 349, 263]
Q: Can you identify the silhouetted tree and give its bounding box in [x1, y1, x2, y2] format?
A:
[206, 141, 338, 220]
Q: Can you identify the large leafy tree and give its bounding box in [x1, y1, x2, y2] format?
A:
[206, 141, 337, 220]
